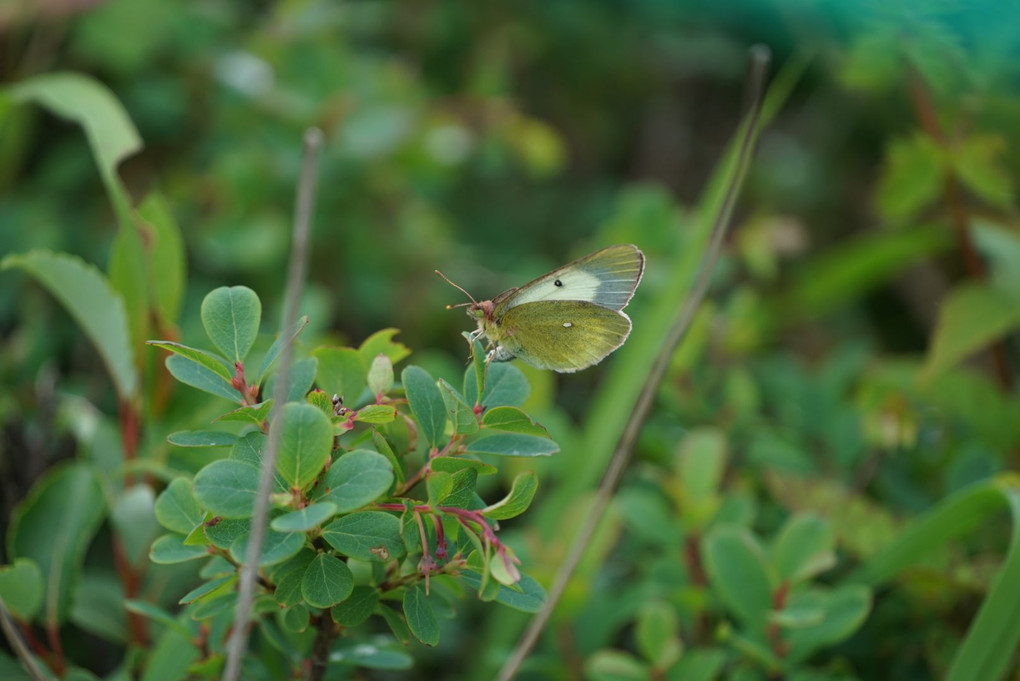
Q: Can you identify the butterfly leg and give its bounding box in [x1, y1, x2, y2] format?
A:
[485, 345, 515, 365]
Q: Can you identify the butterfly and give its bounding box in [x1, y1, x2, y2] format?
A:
[438, 244, 645, 373]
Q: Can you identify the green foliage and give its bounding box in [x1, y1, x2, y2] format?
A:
[4, 2, 1020, 681]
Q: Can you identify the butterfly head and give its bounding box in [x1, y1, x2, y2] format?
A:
[467, 300, 494, 320]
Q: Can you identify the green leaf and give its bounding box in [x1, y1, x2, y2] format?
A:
[7, 463, 106, 625]
[164, 354, 241, 403]
[353, 404, 397, 424]
[1, 250, 137, 399]
[230, 432, 288, 494]
[167, 430, 238, 448]
[203, 518, 248, 550]
[265, 356, 317, 403]
[875, 133, 945, 223]
[70, 570, 126, 643]
[442, 468, 478, 508]
[331, 586, 379, 627]
[636, 600, 681, 670]
[359, 328, 411, 365]
[215, 400, 273, 426]
[377, 605, 412, 645]
[10, 73, 141, 219]
[147, 341, 232, 381]
[952, 134, 1014, 209]
[464, 362, 529, 407]
[257, 315, 309, 386]
[782, 224, 952, 320]
[459, 570, 546, 612]
[150, 534, 209, 564]
[367, 354, 395, 397]
[179, 575, 236, 605]
[666, 649, 727, 681]
[439, 379, 479, 435]
[280, 603, 309, 633]
[430, 457, 497, 476]
[786, 585, 872, 662]
[584, 650, 651, 681]
[301, 554, 354, 608]
[402, 366, 447, 449]
[275, 403, 333, 490]
[465, 432, 559, 457]
[229, 526, 304, 567]
[136, 192, 186, 326]
[331, 640, 413, 669]
[482, 471, 538, 520]
[0, 559, 43, 620]
[312, 347, 368, 406]
[110, 484, 160, 565]
[200, 286, 261, 363]
[402, 584, 439, 646]
[427, 471, 454, 506]
[317, 450, 394, 512]
[676, 427, 727, 529]
[770, 513, 836, 584]
[192, 460, 260, 518]
[322, 512, 405, 562]
[702, 525, 773, 630]
[923, 283, 1020, 382]
[270, 550, 315, 607]
[481, 406, 549, 437]
[270, 502, 337, 532]
[124, 600, 192, 638]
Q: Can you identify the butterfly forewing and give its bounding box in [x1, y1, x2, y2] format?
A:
[496, 301, 632, 373]
[495, 244, 644, 313]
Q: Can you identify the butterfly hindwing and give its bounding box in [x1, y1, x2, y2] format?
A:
[494, 244, 644, 313]
[495, 300, 632, 373]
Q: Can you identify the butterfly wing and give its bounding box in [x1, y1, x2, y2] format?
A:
[495, 300, 632, 373]
[494, 244, 644, 313]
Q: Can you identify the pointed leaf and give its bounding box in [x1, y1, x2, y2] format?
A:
[313, 347, 368, 406]
[359, 328, 411, 365]
[8, 463, 106, 625]
[257, 315, 309, 385]
[2, 250, 137, 399]
[482, 471, 538, 520]
[702, 525, 773, 629]
[402, 366, 447, 449]
[465, 432, 558, 457]
[439, 379, 479, 435]
[147, 341, 231, 381]
[403, 584, 439, 646]
[164, 354, 240, 402]
[167, 430, 237, 448]
[923, 283, 1020, 382]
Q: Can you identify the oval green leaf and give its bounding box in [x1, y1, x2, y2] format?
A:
[192, 460, 260, 518]
[200, 285, 261, 363]
[402, 366, 447, 449]
[301, 554, 354, 609]
[275, 402, 333, 490]
[318, 450, 394, 513]
[403, 584, 439, 646]
[321, 512, 405, 562]
[270, 502, 338, 533]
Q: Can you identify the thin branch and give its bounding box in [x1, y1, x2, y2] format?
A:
[495, 44, 772, 681]
[221, 128, 324, 681]
[0, 598, 48, 681]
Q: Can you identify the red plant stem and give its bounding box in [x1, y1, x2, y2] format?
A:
[45, 621, 65, 677]
[111, 537, 148, 646]
[906, 68, 1013, 390]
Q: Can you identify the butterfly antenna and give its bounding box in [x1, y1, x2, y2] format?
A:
[434, 270, 478, 308]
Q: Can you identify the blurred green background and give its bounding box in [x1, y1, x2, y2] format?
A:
[3, 0, 1020, 679]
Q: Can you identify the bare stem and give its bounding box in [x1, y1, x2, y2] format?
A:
[221, 128, 324, 681]
[494, 44, 772, 681]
